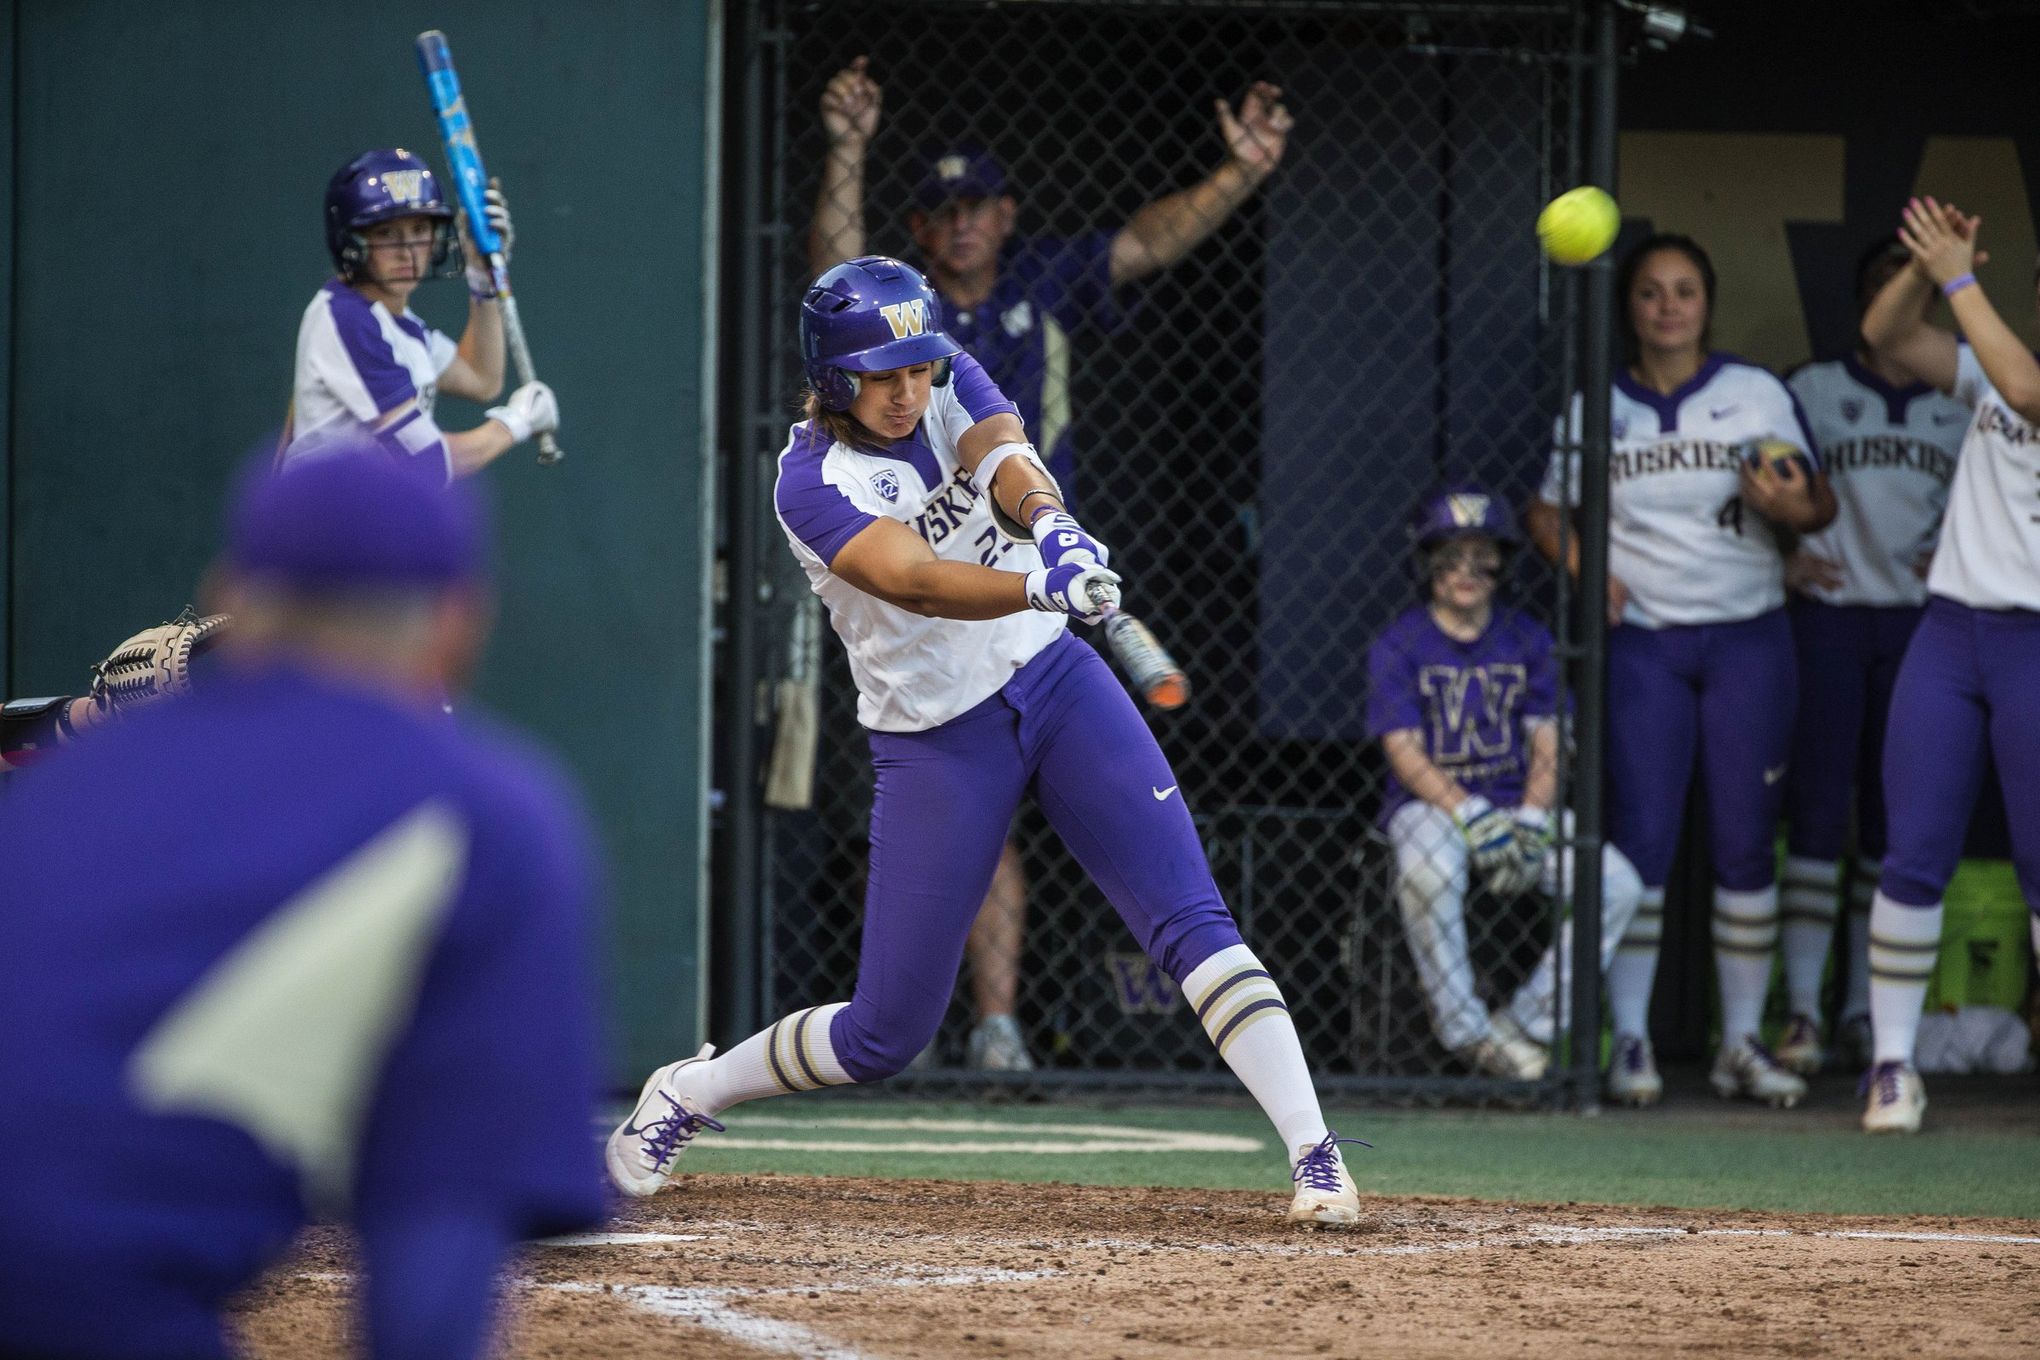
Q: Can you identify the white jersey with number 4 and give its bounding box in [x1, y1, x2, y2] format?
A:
[1788, 357, 1966, 607]
[1928, 343, 2040, 610]
[773, 351, 1062, 733]
[1543, 354, 1819, 628]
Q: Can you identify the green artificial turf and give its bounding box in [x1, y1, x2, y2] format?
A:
[670, 1091, 2040, 1220]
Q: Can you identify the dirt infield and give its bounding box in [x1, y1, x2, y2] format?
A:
[233, 1175, 2040, 1358]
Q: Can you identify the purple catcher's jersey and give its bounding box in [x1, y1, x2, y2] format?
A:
[0, 664, 605, 1360]
[1366, 604, 1560, 820]
[925, 233, 1126, 494]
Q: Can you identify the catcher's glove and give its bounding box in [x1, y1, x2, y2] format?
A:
[87, 607, 232, 719]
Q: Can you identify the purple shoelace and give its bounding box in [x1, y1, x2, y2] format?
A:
[1292, 1130, 1372, 1192]
[1859, 1060, 1906, 1103]
[642, 1092, 726, 1170]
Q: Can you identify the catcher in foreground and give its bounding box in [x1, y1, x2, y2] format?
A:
[0, 608, 231, 771]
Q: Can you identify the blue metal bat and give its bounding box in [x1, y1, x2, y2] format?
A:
[416, 29, 562, 466]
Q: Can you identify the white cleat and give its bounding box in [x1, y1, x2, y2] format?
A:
[604, 1044, 723, 1198]
[1288, 1131, 1367, 1228]
[1605, 1034, 1663, 1107]
[966, 1014, 1037, 1072]
[1710, 1035, 1808, 1108]
[1774, 1013, 1825, 1076]
[1860, 1060, 1926, 1134]
[1462, 1010, 1549, 1081]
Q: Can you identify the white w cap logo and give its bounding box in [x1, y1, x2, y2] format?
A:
[1445, 493, 1491, 527]
[381, 170, 426, 204]
[879, 299, 929, 340]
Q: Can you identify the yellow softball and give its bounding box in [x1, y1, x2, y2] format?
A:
[1537, 186, 1620, 266]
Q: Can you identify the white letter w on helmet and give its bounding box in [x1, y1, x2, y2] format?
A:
[879, 299, 929, 340]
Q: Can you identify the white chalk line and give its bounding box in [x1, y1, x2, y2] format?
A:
[707, 1115, 1263, 1156]
[539, 1266, 1057, 1360]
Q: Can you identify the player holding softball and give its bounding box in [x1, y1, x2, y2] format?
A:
[1775, 240, 1970, 1076]
[1529, 234, 1837, 1108]
[1855, 197, 2040, 1133]
[610, 256, 1364, 1225]
[282, 148, 558, 480]
[1370, 486, 1644, 1080]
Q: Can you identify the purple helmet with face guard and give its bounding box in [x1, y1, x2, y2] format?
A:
[324, 148, 456, 278]
[800, 256, 962, 411]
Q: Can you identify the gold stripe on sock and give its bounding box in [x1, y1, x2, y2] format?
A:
[1200, 977, 1285, 1044]
[1214, 998, 1289, 1059]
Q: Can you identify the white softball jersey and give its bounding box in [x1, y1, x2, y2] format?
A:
[774, 351, 1063, 732]
[1788, 357, 1966, 608]
[1543, 354, 1820, 628]
[284, 280, 457, 480]
[1927, 343, 2040, 610]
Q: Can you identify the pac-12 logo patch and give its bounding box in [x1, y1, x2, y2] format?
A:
[381, 170, 427, 204]
[1611, 416, 1628, 440]
[1841, 398, 1863, 424]
[871, 468, 901, 503]
[879, 299, 929, 340]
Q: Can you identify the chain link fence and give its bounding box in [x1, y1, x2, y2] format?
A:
[733, 0, 1597, 1100]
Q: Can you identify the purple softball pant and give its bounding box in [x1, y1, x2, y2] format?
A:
[827, 630, 1243, 1081]
[1878, 598, 2040, 910]
[1606, 609, 1797, 890]
[1783, 600, 1922, 863]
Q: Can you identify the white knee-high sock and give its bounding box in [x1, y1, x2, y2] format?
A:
[1780, 856, 1840, 1018]
[1868, 892, 1943, 1064]
[1713, 884, 1781, 1046]
[694, 1002, 854, 1117]
[1841, 864, 1877, 1021]
[1606, 888, 1664, 1039]
[1182, 944, 1328, 1156]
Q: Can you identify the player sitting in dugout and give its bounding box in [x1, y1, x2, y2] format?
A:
[1366, 485, 1644, 1082]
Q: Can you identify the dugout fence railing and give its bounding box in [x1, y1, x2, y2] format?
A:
[717, 0, 1619, 1106]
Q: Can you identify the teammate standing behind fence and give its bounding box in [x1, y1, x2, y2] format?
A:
[611, 256, 1364, 1227]
[1528, 233, 1836, 1109]
[808, 55, 1293, 1070]
[282, 147, 560, 479]
[1368, 485, 1644, 1081]
[1775, 239, 1970, 1078]
[1855, 196, 2040, 1134]
[0, 452, 606, 1359]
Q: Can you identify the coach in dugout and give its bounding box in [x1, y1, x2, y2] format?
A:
[807, 54, 1292, 1071]
[0, 452, 606, 1360]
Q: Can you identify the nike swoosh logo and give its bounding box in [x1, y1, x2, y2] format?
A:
[1710, 405, 1740, 420]
[1152, 785, 1178, 801]
[1763, 764, 1787, 786]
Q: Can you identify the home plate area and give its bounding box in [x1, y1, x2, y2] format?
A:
[233, 1175, 2038, 1358]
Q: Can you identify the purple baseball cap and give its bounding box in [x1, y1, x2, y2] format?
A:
[914, 147, 1008, 210]
[226, 447, 489, 589]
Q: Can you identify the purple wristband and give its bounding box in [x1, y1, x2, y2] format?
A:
[1942, 272, 1977, 298]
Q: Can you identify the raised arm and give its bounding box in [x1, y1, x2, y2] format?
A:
[809, 57, 880, 275]
[1861, 200, 1962, 394]
[1903, 196, 2040, 422]
[1108, 81, 1293, 287]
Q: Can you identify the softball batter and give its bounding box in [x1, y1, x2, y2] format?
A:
[609, 256, 1362, 1224]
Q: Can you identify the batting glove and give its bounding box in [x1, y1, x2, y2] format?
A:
[1025, 562, 1121, 625]
[1453, 795, 1526, 893]
[1030, 509, 1111, 571]
[463, 182, 516, 297]
[1509, 806, 1556, 894]
[487, 380, 559, 445]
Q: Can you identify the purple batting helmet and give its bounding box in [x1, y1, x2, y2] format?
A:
[324, 148, 456, 278]
[800, 256, 962, 411]
[1410, 482, 1521, 553]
